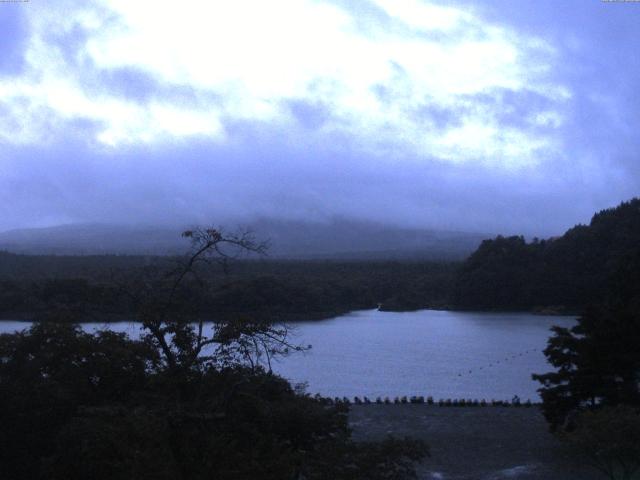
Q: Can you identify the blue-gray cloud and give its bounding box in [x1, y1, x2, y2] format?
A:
[0, 0, 638, 238]
[0, 6, 28, 75]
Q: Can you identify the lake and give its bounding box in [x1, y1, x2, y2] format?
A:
[0, 309, 575, 401]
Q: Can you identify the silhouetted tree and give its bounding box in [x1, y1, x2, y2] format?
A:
[533, 248, 640, 430]
[116, 227, 306, 373]
[0, 227, 429, 480]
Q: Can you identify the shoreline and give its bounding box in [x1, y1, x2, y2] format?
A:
[0, 306, 578, 324]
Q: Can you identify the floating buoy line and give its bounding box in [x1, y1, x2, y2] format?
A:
[455, 348, 539, 378]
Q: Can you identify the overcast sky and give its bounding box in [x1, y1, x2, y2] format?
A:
[1, 0, 639, 236]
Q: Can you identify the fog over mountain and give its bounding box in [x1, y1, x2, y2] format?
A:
[0, 219, 486, 260]
[1, 1, 639, 238]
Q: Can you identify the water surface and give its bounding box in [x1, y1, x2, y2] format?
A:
[0, 309, 574, 400]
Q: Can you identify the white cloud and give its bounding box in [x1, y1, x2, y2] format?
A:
[0, 0, 568, 168]
[372, 0, 470, 31]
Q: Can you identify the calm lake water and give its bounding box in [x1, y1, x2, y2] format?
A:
[0, 309, 575, 401]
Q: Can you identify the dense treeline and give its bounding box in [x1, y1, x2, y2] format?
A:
[453, 198, 640, 311]
[0, 253, 457, 321]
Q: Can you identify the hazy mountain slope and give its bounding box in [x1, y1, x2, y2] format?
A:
[0, 219, 487, 260]
[0, 224, 185, 256]
[250, 218, 486, 260]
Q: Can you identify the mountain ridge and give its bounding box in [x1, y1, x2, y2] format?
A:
[0, 219, 488, 260]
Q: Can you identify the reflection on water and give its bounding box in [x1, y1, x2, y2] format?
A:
[0, 309, 575, 400]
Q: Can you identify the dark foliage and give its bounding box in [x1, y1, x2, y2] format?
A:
[453, 198, 640, 311]
[0, 324, 428, 480]
[0, 227, 428, 479]
[532, 245, 640, 430]
[0, 254, 457, 321]
[564, 406, 640, 480]
[0, 323, 156, 479]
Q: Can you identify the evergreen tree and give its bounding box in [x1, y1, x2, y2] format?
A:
[533, 250, 640, 430]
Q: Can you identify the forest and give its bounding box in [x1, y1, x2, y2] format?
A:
[453, 198, 640, 312]
[0, 253, 457, 322]
[2, 199, 640, 321]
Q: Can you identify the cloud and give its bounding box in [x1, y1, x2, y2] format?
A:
[0, 118, 631, 236]
[0, 0, 567, 166]
[0, 5, 29, 75]
[0, 0, 638, 237]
